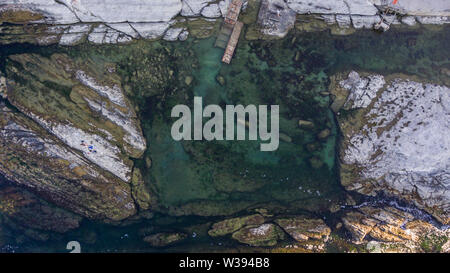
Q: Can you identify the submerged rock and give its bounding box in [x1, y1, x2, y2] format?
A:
[143, 232, 187, 247]
[334, 71, 450, 224]
[232, 223, 285, 247]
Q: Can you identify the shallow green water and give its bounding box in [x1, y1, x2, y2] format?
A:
[0, 24, 449, 252]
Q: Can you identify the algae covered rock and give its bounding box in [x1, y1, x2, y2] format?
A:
[208, 214, 265, 237]
[0, 52, 149, 221]
[0, 102, 137, 221]
[275, 217, 331, 242]
[143, 232, 187, 247]
[232, 223, 285, 247]
[131, 168, 152, 211]
[0, 185, 81, 233]
[5, 53, 146, 182]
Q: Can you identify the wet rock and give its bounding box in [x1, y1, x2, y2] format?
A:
[275, 217, 331, 242]
[208, 214, 265, 237]
[232, 223, 285, 247]
[143, 232, 187, 247]
[0, 185, 81, 233]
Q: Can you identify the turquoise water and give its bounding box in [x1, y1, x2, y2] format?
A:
[0, 24, 449, 252]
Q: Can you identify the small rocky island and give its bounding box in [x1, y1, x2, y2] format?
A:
[0, 0, 449, 253]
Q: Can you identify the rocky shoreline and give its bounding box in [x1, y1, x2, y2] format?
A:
[0, 0, 449, 45]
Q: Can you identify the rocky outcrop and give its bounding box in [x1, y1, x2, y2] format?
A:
[0, 53, 149, 221]
[257, 0, 296, 38]
[332, 71, 450, 224]
[232, 223, 285, 246]
[6, 53, 146, 182]
[1, 0, 449, 45]
[143, 232, 187, 247]
[208, 214, 265, 237]
[342, 206, 449, 252]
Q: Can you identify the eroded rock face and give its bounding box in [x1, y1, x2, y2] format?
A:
[0, 53, 149, 221]
[342, 206, 449, 252]
[6, 53, 146, 182]
[333, 71, 450, 224]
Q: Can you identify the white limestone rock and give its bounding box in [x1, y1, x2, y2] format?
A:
[57, 0, 182, 23]
[416, 16, 449, 25]
[201, 4, 222, 18]
[340, 71, 385, 108]
[401, 16, 417, 26]
[178, 30, 189, 41]
[219, 0, 231, 17]
[336, 15, 351, 28]
[129, 22, 172, 40]
[107, 23, 140, 39]
[382, 0, 450, 17]
[258, 0, 297, 38]
[351, 15, 381, 29]
[59, 24, 91, 46]
[339, 72, 450, 223]
[181, 0, 215, 17]
[286, 0, 379, 16]
[163, 27, 185, 41]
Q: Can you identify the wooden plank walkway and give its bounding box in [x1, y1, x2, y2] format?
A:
[222, 21, 243, 64]
[224, 0, 243, 25]
[217, 0, 243, 64]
